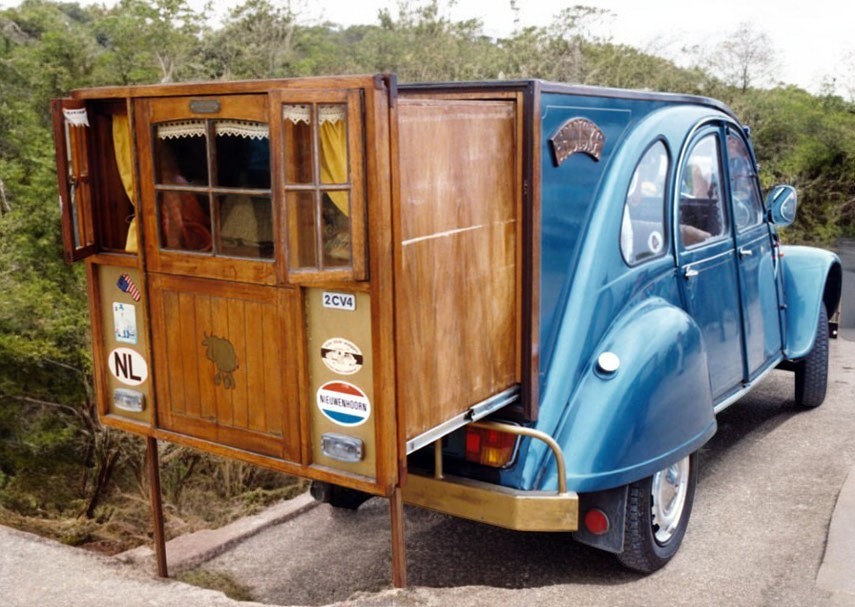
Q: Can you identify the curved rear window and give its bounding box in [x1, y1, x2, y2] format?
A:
[621, 141, 669, 265]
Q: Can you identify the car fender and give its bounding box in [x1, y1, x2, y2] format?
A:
[781, 245, 842, 359]
[545, 297, 717, 493]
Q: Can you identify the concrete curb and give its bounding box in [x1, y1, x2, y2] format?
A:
[817, 466, 855, 598]
[115, 492, 318, 573]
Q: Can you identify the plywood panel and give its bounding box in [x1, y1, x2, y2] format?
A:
[396, 99, 521, 441]
[150, 275, 300, 460]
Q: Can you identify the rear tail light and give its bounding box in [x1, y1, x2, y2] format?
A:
[465, 426, 518, 468]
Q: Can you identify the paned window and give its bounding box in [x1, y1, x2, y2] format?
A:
[153, 119, 273, 260]
[282, 103, 354, 271]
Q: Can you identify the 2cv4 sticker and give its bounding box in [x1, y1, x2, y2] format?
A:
[316, 381, 371, 427]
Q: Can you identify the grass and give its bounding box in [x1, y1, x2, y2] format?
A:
[177, 568, 255, 601]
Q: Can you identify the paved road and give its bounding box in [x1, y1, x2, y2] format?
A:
[1, 243, 852, 607]
[199, 331, 855, 607]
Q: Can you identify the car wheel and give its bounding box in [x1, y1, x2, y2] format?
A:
[616, 452, 697, 573]
[795, 304, 829, 408]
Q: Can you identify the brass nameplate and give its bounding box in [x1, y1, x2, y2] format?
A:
[189, 99, 221, 114]
[550, 117, 605, 166]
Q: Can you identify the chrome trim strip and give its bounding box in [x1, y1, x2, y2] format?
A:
[405, 385, 520, 454]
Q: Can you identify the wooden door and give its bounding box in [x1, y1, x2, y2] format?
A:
[395, 96, 523, 445]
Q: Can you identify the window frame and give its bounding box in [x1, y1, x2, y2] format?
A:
[676, 129, 730, 250]
[270, 88, 367, 285]
[137, 94, 278, 285]
[724, 128, 765, 233]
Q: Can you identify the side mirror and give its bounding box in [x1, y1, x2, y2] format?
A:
[765, 185, 798, 227]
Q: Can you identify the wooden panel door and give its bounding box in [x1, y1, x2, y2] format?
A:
[396, 98, 522, 442]
[149, 274, 301, 460]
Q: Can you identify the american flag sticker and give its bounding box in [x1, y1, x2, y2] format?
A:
[117, 274, 141, 302]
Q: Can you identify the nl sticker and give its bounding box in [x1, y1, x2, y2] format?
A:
[113, 302, 138, 344]
[316, 381, 371, 427]
[321, 338, 363, 375]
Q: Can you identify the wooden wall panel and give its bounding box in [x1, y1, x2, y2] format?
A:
[149, 275, 300, 460]
[396, 99, 520, 441]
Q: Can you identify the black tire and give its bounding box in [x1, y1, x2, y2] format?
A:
[795, 304, 829, 408]
[309, 481, 372, 510]
[616, 452, 698, 573]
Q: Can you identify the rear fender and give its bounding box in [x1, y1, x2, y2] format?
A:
[546, 298, 716, 493]
[781, 246, 842, 359]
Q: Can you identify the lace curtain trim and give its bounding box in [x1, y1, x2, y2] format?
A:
[158, 121, 205, 139]
[283, 105, 346, 125]
[215, 120, 270, 139]
[63, 108, 90, 127]
[157, 120, 270, 140]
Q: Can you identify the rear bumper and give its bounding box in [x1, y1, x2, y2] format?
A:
[402, 472, 579, 532]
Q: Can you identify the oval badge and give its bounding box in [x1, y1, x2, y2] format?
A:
[316, 381, 371, 427]
[108, 347, 149, 387]
[320, 337, 363, 375]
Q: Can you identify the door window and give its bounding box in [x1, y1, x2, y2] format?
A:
[726, 132, 764, 231]
[678, 134, 727, 248]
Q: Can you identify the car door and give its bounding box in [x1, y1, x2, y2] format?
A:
[725, 128, 784, 379]
[676, 126, 746, 402]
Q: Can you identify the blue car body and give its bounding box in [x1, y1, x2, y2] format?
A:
[479, 86, 842, 495]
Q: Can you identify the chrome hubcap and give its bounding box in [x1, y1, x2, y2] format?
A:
[650, 455, 690, 544]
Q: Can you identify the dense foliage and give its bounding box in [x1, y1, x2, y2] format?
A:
[1, 0, 853, 549]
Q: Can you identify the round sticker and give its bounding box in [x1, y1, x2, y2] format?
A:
[316, 381, 371, 427]
[648, 230, 664, 254]
[321, 338, 364, 375]
[108, 347, 149, 387]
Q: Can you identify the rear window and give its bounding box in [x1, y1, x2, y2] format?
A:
[621, 141, 669, 265]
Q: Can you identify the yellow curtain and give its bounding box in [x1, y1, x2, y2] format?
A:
[319, 119, 349, 216]
[112, 114, 137, 252]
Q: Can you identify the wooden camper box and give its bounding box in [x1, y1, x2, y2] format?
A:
[52, 75, 538, 504]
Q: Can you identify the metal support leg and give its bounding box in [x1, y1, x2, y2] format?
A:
[146, 437, 168, 578]
[390, 485, 407, 588]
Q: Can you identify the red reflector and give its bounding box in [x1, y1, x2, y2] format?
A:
[584, 508, 610, 535]
[464, 426, 517, 468]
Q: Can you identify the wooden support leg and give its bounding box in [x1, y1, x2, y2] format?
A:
[146, 437, 168, 578]
[390, 485, 407, 588]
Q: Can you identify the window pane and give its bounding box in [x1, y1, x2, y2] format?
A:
[727, 133, 763, 231]
[215, 121, 270, 190]
[155, 124, 208, 186]
[287, 190, 317, 268]
[283, 106, 313, 184]
[621, 141, 668, 264]
[158, 191, 212, 252]
[319, 105, 348, 185]
[218, 195, 274, 259]
[679, 134, 726, 247]
[322, 192, 351, 267]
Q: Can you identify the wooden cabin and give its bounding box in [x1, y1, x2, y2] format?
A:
[53, 75, 540, 582]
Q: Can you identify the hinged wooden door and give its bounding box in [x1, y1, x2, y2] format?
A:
[51, 98, 96, 262]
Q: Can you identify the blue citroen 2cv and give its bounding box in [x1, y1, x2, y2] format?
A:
[53, 75, 842, 583]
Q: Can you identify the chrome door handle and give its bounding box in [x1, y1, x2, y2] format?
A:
[684, 267, 699, 279]
[739, 247, 754, 258]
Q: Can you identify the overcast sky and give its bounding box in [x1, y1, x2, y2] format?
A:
[296, 0, 851, 93]
[2, 0, 851, 92]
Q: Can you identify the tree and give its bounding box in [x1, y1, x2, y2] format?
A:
[203, 0, 298, 79]
[352, 0, 503, 82]
[707, 22, 779, 93]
